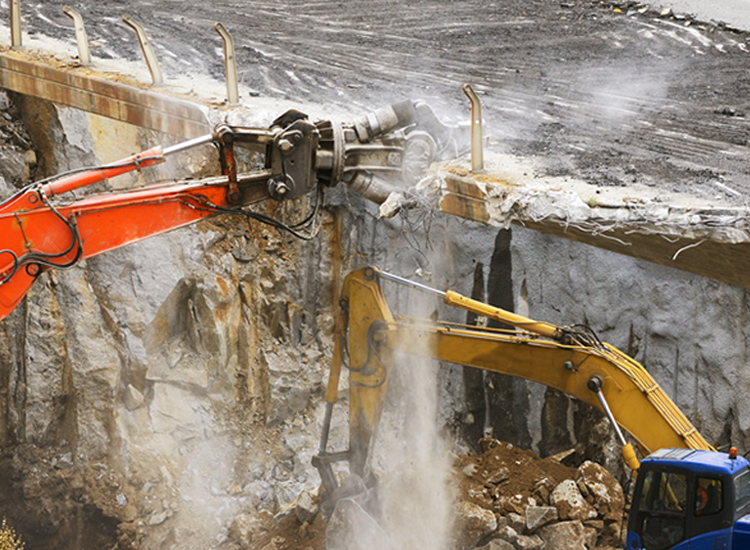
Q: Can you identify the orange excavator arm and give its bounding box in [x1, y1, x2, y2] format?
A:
[0, 114, 311, 320]
[314, 267, 713, 493]
[0, 101, 462, 322]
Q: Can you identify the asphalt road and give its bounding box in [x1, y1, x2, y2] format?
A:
[19, 0, 750, 204]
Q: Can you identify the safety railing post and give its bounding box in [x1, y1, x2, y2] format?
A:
[10, 0, 22, 49]
[215, 23, 239, 105]
[122, 15, 164, 85]
[462, 83, 484, 172]
[63, 6, 92, 65]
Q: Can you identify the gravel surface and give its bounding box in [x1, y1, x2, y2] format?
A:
[21, 0, 750, 204]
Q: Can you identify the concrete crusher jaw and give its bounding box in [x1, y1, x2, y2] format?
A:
[317, 100, 467, 204]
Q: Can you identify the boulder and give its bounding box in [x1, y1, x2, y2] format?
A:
[538, 520, 598, 549]
[525, 505, 558, 532]
[454, 500, 498, 547]
[515, 534, 545, 550]
[576, 461, 625, 517]
[551, 479, 597, 521]
[494, 525, 518, 545]
[295, 490, 319, 524]
[478, 539, 515, 550]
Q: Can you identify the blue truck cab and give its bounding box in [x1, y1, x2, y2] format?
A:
[627, 448, 750, 549]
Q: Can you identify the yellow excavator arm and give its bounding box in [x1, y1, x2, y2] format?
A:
[313, 266, 712, 493]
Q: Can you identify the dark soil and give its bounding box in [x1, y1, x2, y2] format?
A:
[455, 439, 576, 512]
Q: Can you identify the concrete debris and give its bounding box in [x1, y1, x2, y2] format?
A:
[478, 539, 515, 550]
[515, 534, 545, 550]
[577, 461, 625, 517]
[454, 500, 499, 547]
[378, 191, 405, 218]
[524, 505, 558, 532]
[295, 490, 320, 524]
[537, 520, 598, 549]
[454, 438, 626, 548]
[551, 479, 598, 521]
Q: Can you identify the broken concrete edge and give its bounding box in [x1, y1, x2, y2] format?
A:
[432, 154, 750, 290]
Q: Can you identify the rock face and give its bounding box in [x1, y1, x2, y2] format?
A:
[0, 98, 348, 549]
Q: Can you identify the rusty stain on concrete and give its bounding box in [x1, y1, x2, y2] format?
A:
[0, 49, 209, 138]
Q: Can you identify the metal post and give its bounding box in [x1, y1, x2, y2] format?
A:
[10, 0, 22, 49]
[62, 6, 92, 65]
[121, 15, 164, 85]
[462, 83, 484, 172]
[214, 23, 239, 104]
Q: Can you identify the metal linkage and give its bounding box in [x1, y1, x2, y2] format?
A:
[214, 23, 239, 104]
[462, 83, 484, 172]
[10, 0, 22, 48]
[122, 15, 164, 85]
[63, 6, 92, 65]
[379, 269, 447, 298]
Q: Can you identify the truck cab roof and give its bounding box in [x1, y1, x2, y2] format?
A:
[642, 448, 749, 475]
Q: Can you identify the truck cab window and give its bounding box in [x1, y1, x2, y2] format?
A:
[694, 477, 722, 516]
[635, 470, 687, 550]
[735, 469, 750, 518]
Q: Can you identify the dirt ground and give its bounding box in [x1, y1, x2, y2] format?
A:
[25, 0, 750, 205]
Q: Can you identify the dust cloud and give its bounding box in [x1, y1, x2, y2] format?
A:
[350, 283, 455, 549]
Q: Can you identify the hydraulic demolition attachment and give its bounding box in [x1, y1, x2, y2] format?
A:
[0, 102, 461, 322]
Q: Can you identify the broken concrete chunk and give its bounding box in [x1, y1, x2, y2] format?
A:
[454, 500, 498, 548]
[478, 539, 515, 550]
[486, 466, 510, 485]
[227, 512, 269, 546]
[525, 505, 558, 533]
[478, 437, 502, 453]
[537, 520, 598, 549]
[54, 452, 74, 469]
[576, 460, 625, 517]
[551, 479, 597, 521]
[506, 512, 526, 534]
[295, 490, 319, 524]
[378, 192, 404, 218]
[515, 533, 545, 550]
[494, 525, 518, 545]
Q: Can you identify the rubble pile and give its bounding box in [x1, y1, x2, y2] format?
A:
[455, 439, 626, 550]
[240, 439, 627, 550]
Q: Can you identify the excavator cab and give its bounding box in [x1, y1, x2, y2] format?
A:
[627, 448, 750, 549]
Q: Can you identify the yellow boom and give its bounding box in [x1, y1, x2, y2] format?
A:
[315, 266, 712, 490]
